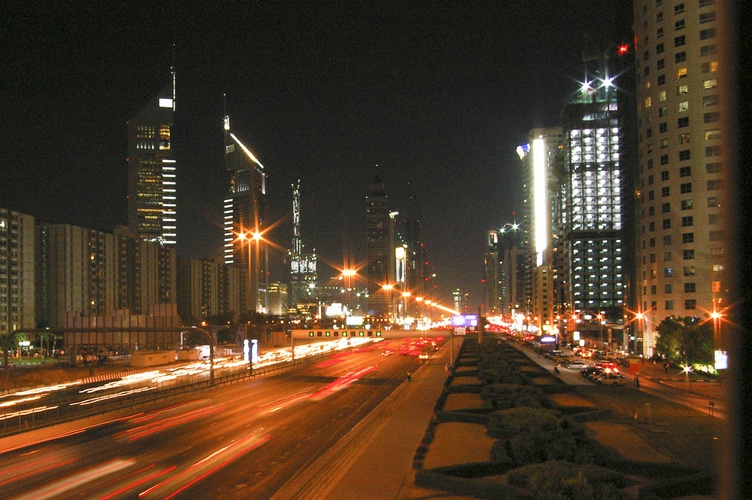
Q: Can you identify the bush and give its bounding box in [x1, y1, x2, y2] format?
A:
[507, 460, 631, 499]
[546, 436, 577, 462]
[508, 435, 539, 466]
[489, 407, 561, 435]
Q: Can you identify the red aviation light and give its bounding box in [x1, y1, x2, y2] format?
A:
[618, 44, 629, 55]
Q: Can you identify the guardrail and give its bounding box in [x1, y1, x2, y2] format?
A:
[0, 350, 334, 438]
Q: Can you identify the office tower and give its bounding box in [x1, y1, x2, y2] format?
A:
[560, 53, 628, 338]
[0, 208, 35, 336]
[633, 0, 727, 356]
[522, 128, 565, 334]
[366, 175, 394, 317]
[289, 180, 317, 308]
[392, 193, 428, 321]
[484, 229, 502, 315]
[222, 114, 268, 314]
[485, 220, 523, 320]
[127, 66, 177, 246]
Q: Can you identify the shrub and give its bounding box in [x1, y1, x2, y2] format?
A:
[490, 407, 561, 434]
[546, 436, 577, 461]
[508, 435, 539, 466]
[507, 460, 630, 499]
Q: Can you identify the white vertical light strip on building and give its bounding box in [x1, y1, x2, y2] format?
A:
[533, 138, 547, 267]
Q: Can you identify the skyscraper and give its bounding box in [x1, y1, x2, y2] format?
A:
[366, 175, 394, 317]
[222, 113, 268, 314]
[0, 208, 35, 336]
[127, 66, 177, 246]
[526, 128, 565, 334]
[633, 0, 727, 356]
[289, 180, 317, 308]
[560, 52, 629, 337]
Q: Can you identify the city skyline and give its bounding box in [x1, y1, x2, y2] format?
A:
[1, 2, 631, 306]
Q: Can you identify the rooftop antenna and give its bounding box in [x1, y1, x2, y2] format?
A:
[171, 43, 176, 112]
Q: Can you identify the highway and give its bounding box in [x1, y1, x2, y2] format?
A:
[0, 338, 435, 499]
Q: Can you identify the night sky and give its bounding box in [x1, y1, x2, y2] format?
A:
[1, 2, 630, 307]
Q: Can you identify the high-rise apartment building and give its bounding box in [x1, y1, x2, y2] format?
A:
[633, 0, 727, 355]
[127, 67, 177, 246]
[36, 222, 176, 328]
[222, 114, 269, 314]
[0, 208, 35, 336]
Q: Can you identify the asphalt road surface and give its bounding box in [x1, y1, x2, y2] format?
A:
[0, 339, 429, 499]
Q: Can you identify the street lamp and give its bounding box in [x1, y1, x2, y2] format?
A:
[710, 311, 722, 349]
[635, 312, 644, 355]
[596, 313, 604, 352]
[401, 291, 411, 322]
[342, 269, 356, 314]
[381, 284, 394, 322]
[238, 230, 262, 314]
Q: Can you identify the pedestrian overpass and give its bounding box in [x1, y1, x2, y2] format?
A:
[291, 328, 454, 341]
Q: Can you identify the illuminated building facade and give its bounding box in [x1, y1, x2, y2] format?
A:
[0, 208, 35, 336]
[127, 66, 177, 247]
[289, 180, 317, 308]
[222, 114, 268, 314]
[633, 0, 727, 355]
[560, 64, 627, 328]
[366, 176, 394, 317]
[523, 128, 565, 333]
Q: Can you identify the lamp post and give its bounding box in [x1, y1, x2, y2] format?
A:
[635, 312, 644, 355]
[401, 291, 411, 323]
[382, 284, 394, 323]
[239, 230, 262, 314]
[342, 269, 356, 315]
[596, 313, 604, 352]
[710, 311, 722, 350]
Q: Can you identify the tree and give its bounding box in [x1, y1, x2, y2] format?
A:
[655, 316, 714, 365]
[655, 317, 684, 363]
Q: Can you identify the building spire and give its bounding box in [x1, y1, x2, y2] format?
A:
[171, 43, 176, 112]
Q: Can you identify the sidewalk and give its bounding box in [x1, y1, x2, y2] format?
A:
[271, 337, 462, 500]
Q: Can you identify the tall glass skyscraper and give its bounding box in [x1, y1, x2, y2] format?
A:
[222, 114, 268, 314]
[560, 65, 627, 327]
[366, 175, 393, 317]
[127, 67, 176, 247]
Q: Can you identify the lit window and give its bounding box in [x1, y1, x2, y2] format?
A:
[703, 79, 718, 89]
[705, 129, 721, 141]
[678, 101, 689, 112]
[701, 61, 718, 73]
[677, 67, 688, 79]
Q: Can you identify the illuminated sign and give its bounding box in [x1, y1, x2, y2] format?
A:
[451, 314, 478, 328]
[159, 98, 173, 108]
[714, 350, 728, 370]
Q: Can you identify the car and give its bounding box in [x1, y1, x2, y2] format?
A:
[594, 373, 627, 386]
[580, 366, 604, 379]
[566, 360, 588, 370]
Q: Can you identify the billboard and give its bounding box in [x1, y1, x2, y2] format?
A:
[451, 314, 478, 328]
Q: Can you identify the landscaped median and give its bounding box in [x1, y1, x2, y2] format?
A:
[412, 337, 718, 499]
